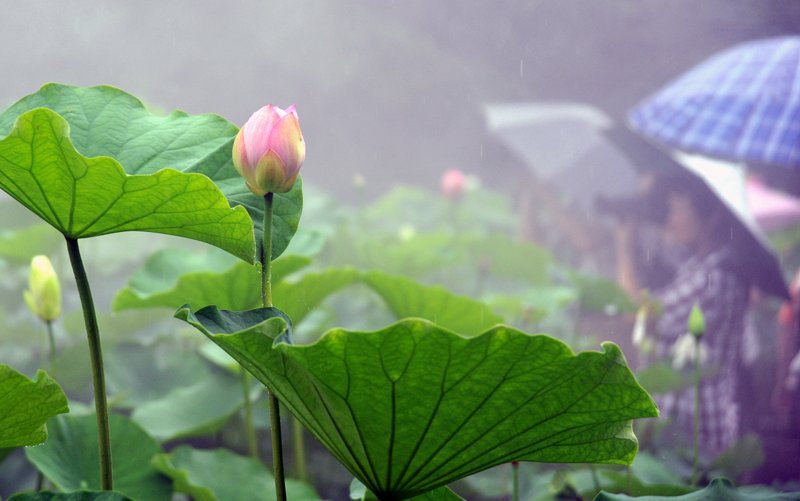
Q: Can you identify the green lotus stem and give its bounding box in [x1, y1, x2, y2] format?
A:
[512, 461, 520, 501]
[293, 416, 309, 482]
[589, 463, 600, 492]
[45, 320, 56, 377]
[262, 192, 287, 501]
[240, 371, 258, 459]
[65, 237, 112, 490]
[262, 192, 274, 307]
[691, 337, 701, 487]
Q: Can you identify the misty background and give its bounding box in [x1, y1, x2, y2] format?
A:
[2, 1, 799, 201]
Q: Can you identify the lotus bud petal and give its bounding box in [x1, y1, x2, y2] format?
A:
[688, 302, 706, 338]
[232, 104, 305, 195]
[24, 255, 61, 322]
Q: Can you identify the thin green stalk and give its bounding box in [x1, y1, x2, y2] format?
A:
[66, 237, 112, 490]
[691, 338, 701, 486]
[511, 461, 520, 501]
[240, 371, 258, 459]
[589, 464, 600, 493]
[262, 192, 287, 501]
[45, 320, 56, 376]
[262, 192, 274, 307]
[293, 416, 309, 482]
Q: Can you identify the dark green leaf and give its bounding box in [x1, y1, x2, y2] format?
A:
[0, 365, 69, 448]
[8, 491, 132, 501]
[176, 306, 658, 500]
[151, 445, 319, 501]
[594, 477, 800, 500]
[25, 413, 171, 501]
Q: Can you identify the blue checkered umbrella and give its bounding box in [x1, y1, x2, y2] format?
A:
[629, 36, 800, 168]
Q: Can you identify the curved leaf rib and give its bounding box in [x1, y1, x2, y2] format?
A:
[176, 306, 658, 500]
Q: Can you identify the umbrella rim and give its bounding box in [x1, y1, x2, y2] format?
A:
[613, 129, 790, 299]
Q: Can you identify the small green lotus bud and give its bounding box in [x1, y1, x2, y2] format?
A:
[24, 255, 61, 322]
[688, 302, 705, 339]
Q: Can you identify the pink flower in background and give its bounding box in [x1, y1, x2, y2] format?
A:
[440, 168, 466, 199]
[233, 104, 305, 195]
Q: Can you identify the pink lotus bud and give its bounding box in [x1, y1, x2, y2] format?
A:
[440, 169, 466, 199]
[232, 104, 306, 195]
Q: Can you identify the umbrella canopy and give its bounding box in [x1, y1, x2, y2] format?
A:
[484, 102, 637, 209]
[629, 36, 800, 168]
[608, 126, 789, 299]
[672, 151, 790, 299]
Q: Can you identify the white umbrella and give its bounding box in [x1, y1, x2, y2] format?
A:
[484, 102, 637, 209]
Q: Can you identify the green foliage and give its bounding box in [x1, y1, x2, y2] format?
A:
[0, 365, 69, 448]
[25, 414, 171, 501]
[176, 307, 658, 500]
[358, 271, 503, 335]
[569, 272, 638, 313]
[0, 83, 304, 260]
[0, 223, 61, 264]
[130, 370, 254, 442]
[115, 252, 502, 336]
[0, 108, 255, 261]
[103, 344, 210, 409]
[8, 492, 132, 501]
[595, 477, 800, 500]
[635, 363, 692, 395]
[113, 250, 311, 311]
[151, 445, 320, 501]
[351, 478, 465, 501]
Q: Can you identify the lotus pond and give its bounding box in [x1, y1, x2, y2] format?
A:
[0, 84, 797, 501]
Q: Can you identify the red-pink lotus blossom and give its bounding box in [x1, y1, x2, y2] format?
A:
[440, 168, 466, 199]
[233, 104, 305, 195]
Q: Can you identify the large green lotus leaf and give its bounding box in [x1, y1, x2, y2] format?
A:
[359, 271, 503, 336]
[123, 247, 239, 298]
[176, 307, 658, 500]
[0, 365, 69, 448]
[274, 268, 362, 324]
[0, 223, 62, 265]
[0, 108, 254, 261]
[114, 261, 499, 336]
[104, 344, 210, 408]
[151, 445, 320, 501]
[25, 413, 171, 501]
[130, 370, 254, 442]
[351, 479, 463, 501]
[8, 492, 132, 501]
[113, 251, 311, 311]
[0, 83, 302, 259]
[594, 477, 800, 501]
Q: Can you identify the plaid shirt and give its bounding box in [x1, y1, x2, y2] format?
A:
[654, 245, 749, 456]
